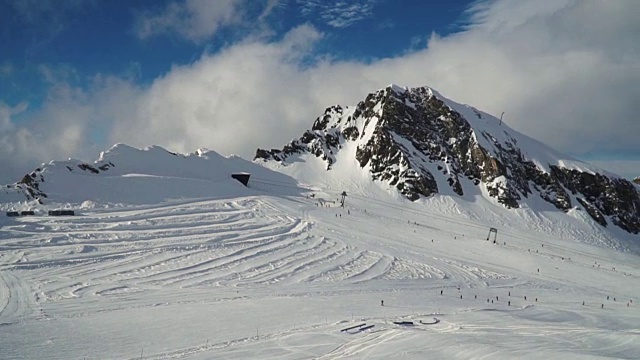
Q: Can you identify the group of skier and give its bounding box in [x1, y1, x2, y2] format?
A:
[380, 287, 633, 310]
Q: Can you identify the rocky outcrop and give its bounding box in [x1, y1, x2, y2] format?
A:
[634, 176, 640, 185]
[255, 85, 640, 234]
[15, 161, 116, 201]
[549, 168, 639, 233]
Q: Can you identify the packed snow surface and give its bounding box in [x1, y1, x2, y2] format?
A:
[1, 196, 638, 359]
[0, 145, 638, 359]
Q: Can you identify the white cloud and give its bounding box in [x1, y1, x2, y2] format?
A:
[118, 0, 640, 163]
[416, 0, 640, 158]
[259, 0, 283, 21]
[110, 25, 327, 155]
[0, 102, 27, 131]
[1, 0, 639, 184]
[298, 0, 378, 28]
[135, 0, 244, 43]
[0, 88, 93, 183]
[0, 67, 145, 183]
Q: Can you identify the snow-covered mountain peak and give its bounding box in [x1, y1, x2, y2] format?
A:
[387, 83, 406, 92]
[195, 148, 212, 157]
[255, 84, 640, 234]
[97, 143, 171, 162]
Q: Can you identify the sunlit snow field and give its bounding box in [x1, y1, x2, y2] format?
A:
[1, 187, 638, 359]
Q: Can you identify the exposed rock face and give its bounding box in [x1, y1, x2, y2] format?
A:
[255, 85, 640, 234]
[15, 161, 116, 201]
[552, 168, 639, 232]
[634, 176, 640, 185]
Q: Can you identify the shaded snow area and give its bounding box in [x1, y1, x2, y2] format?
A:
[1, 186, 639, 359]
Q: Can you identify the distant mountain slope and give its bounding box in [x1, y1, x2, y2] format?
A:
[255, 85, 640, 234]
[634, 176, 640, 185]
[1, 144, 298, 206]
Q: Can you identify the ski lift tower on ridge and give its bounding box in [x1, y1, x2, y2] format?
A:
[340, 191, 347, 208]
[487, 227, 498, 243]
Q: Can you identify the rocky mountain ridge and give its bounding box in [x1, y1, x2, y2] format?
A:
[255, 85, 640, 234]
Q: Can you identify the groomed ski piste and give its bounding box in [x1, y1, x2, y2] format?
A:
[1, 145, 639, 359]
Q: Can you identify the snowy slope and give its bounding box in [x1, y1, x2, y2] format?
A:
[259, 144, 639, 253]
[1, 183, 638, 359]
[0, 144, 300, 207]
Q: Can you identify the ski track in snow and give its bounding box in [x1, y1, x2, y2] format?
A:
[0, 271, 35, 326]
[0, 194, 639, 359]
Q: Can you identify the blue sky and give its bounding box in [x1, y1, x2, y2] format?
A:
[1, 0, 639, 183]
[1, 0, 204, 106]
[0, 0, 471, 108]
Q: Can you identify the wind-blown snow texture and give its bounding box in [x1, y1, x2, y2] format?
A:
[256, 85, 640, 235]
